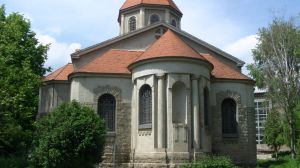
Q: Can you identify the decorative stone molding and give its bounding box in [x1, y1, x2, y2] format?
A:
[216, 90, 241, 107]
[93, 85, 122, 102]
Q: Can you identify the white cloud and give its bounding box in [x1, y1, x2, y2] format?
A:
[222, 35, 258, 74]
[176, 1, 244, 48]
[36, 32, 81, 71]
[45, 26, 62, 35]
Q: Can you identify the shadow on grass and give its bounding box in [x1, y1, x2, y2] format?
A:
[257, 159, 287, 168]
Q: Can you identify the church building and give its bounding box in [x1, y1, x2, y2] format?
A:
[39, 0, 257, 167]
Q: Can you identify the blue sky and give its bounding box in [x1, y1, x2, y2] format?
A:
[2, 0, 300, 74]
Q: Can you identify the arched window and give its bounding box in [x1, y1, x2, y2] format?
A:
[172, 82, 186, 123]
[204, 88, 209, 126]
[150, 14, 160, 24]
[139, 85, 152, 129]
[98, 94, 116, 132]
[129, 16, 136, 32]
[222, 98, 238, 137]
[171, 19, 177, 27]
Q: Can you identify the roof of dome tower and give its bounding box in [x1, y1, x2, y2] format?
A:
[133, 29, 206, 63]
[120, 0, 182, 14]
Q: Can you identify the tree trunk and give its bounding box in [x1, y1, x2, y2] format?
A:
[290, 121, 296, 158]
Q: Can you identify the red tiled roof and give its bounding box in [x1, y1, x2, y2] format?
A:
[202, 54, 252, 81]
[45, 32, 251, 82]
[78, 49, 144, 74]
[120, 0, 181, 14]
[134, 29, 206, 63]
[43, 63, 73, 81]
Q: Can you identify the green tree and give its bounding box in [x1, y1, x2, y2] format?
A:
[248, 16, 300, 158]
[0, 5, 49, 156]
[264, 109, 285, 159]
[30, 101, 106, 168]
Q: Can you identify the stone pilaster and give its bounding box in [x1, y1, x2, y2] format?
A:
[120, 14, 125, 34]
[192, 76, 200, 150]
[157, 74, 166, 148]
[139, 7, 145, 28]
[165, 9, 170, 24]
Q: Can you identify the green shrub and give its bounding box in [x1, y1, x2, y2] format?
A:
[0, 156, 29, 168]
[30, 101, 106, 168]
[181, 155, 238, 168]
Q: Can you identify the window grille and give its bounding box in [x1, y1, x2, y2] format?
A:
[255, 100, 270, 144]
[139, 85, 152, 129]
[222, 98, 238, 137]
[129, 16, 136, 32]
[98, 94, 116, 132]
[150, 14, 160, 24]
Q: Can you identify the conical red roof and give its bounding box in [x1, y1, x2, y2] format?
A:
[120, 0, 181, 14]
[134, 29, 206, 63]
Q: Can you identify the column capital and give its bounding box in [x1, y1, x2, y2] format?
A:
[156, 73, 166, 79]
[191, 75, 200, 80]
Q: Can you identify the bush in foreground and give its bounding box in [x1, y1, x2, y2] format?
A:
[181, 155, 238, 168]
[30, 101, 106, 168]
[0, 156, 29, 168]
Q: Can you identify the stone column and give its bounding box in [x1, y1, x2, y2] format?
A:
[165, 9, 170, 24]
[192, 76, 200, 150]
[139, 7, 145, 28]
[120, 14, 125, 34]
[157, 74, 165, 148]
[131, 80, 137, 149]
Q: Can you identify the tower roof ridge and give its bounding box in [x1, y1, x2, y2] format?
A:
[120, 0, 182, 14]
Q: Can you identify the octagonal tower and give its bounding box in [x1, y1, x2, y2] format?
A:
[118, 0, 182, 34]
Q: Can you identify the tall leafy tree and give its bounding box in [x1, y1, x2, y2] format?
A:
[264, 109, 285, 159]
[0, 5, 49, 155]
[248, 16, 300, 158]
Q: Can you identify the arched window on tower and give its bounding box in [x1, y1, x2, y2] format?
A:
[129, 16, 136, 32]
[139, 85, 152, 129]
[98, 94, 116, 132]
[171, 19, 177, 27]
[150, 14, 160, 24]
[222, 98, 238, 137]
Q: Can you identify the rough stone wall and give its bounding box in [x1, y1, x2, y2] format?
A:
[84, 101, 131, 167]
[87, 85, 131, 167]
[211, 90, 256, 166]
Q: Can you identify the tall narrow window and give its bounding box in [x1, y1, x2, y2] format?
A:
[129, 16, 136, 32]
[204, 88, 209, 126]
[98, 94, 116, 132]
[222, 98, 237, 137]
[139, 85, 152, 129]
[172, 82, 186, 123]
[150, 14, 160, 24]
[171, 19, 177, 27]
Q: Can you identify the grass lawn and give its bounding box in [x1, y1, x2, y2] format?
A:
[256, 153, 298, 168]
